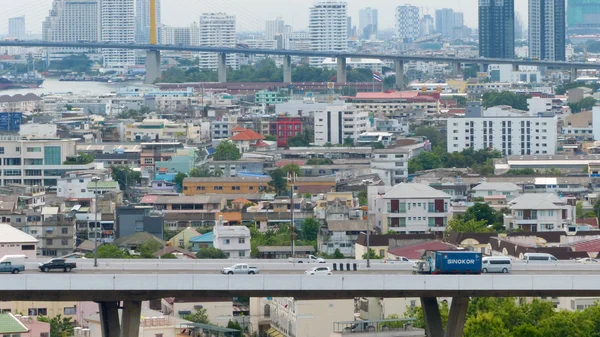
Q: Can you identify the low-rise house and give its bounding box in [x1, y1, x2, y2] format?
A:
[229, 128, 265, 153]
[471, 182, 521, 201]
[504, 193, 576, 232]
[112, 232, 165, 252]
[369, 183, 451, 234]
[213, 222, 251, 258]
[0, 222, 39, 259]
[190, 231, 214, 252]
[319, 219, 367, 257]
[167, 227, 200, 249]
[387, 240, 456, 260]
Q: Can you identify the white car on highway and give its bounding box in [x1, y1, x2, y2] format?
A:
[578, 258, 599, 264]
[304, 266, 332, 275]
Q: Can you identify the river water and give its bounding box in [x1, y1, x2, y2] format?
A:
[0, 78, 145, 96]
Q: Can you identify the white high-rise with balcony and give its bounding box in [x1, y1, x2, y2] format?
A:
[135, 0, 161, 44]
[42, 0, 101, 60]
[101, 0, 136, 69]
[265, 17, 285, 40]
[396, 5, 420, 42]
[199, 13, 238, 71]
[309, 0, 348, 67]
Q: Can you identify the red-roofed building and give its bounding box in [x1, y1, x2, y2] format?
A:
[229, 128, 266, 153]
[274, 116, 312, 147]
[568, 238, 600, 256]
[577, 218, 599, 229]
[387, 240, 456, 260]
[345, 91, 440, 114]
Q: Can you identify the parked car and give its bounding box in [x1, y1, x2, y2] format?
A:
[0, 261, 25, 274]
[288, 255, 325, 264]
[38, 259, 77, 272]
[578, 258, 599, 264]
[305, 266, 332, 275]
[221, 263, 259, 275]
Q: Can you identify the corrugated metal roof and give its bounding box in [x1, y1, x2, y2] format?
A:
[0, 224, 37, 244]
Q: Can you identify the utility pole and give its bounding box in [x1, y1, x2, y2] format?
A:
[288, 171, 296, 256]
[366, 220, 371, 268]
[91, 176, 100, 268]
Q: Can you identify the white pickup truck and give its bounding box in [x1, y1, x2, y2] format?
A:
[221, 263, 260, 275]
[288, 255, 326, 264]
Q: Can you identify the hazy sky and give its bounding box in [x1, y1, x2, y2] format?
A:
[1, 0, 529, 35]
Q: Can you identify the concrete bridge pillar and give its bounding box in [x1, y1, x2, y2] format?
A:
[453, 62, 462, 78]
[421, 297, 471, 337]
[571, 68, 578, 81]
[479, 63, 488, 73]
[283, 55, 292, 83]
[512, 64, 519, 72]
[421, 297, 444, 337]
[120, 301, 142, 337]
[98, 301, 142, 337]
[99, 302, 121, 337]
[444, 297, 470, 337]
[145, 50, 161, 84]
[336, 57, 347, 84]
[218, 52, 227, 83]
[395, 59, 405, 89]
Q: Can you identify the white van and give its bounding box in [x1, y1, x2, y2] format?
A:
[523, 253, 558, 263]
[482, 256, 512, 273]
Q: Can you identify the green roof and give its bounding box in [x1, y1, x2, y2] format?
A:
[87, 181, 119, 189]
[0, 314, 28, 333]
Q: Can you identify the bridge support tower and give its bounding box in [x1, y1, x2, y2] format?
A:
[99, 301, 142, 337]
[218, 52, 227, 83]
[453, 62, 462, 78]
[421, 297, 470, 337]
[395, 59, 405, 89]
[145, 50, 161, 84]
[283, 55, 292, 83]
[336, 57, 347, 84]
[479, 63, 488, 73]
[571, 68, 578, 81]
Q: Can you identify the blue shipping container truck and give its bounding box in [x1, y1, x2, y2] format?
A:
[414, 250, 482, 275]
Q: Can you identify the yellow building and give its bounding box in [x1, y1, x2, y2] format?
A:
[183, 177, 271, 196]
[167, 227, 201, 248]
[0, 301, 80, 321]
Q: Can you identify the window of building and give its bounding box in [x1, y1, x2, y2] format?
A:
[224, 239, 230, 244]
[239, 238, 245, 244]
[22, 245, 35, 250]
[239, 251, 246, 257]
[214, 186, 223, 191]
[0, 147, 4, 154]
[27, 147, 42, 153]
[15, 147, 20, 152]
[62, 228, 69, 234]
[44, 146, 62, 165]
[28, 308, 47, 316]
[144, 158, 153, 164]
[64, 307, 76, 315]
[46, 239, 53, 245]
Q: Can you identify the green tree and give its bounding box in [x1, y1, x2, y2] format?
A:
[464, 312, 510, 337]
[213, 141, 241, 161]
[343, 137, 354, 146]
[332, 248, 344, 259]
[569, 96, 597, 113]
[584, 211, 597, 218]
[196, 247, 228, 259]
[49, 54, 92, 73]
[227, 320, 243, 337]
[264, 134, 277, 141]
[163, 230, 178, 241]
[414, 126, 443, 147]
[182, 307, 211, 324]
[94, 244, 130, 258]
[576, 201, 584, 219]
[537, 311, 594, 337]
[38, 315, 75, 337]
[280, 163, 301, 177]
[301, 218, 321, 241]
[446, 218, 490, 234]
[64, 153, 95, 165]
[268, 168, 288, 195]
[189, 167, 222, 178]
[160, 253, 177, 259]
[403, 301, 449, 329]
[482, 91, 531, 110]
[463, 65, 478, 79]
[362, 248, 382, 260]
[358, 190, 368, 206]
[174, 172, 188, 193]
[408, 151, 443, 173]
[464, 203, 497, 227]
[510, 324, 541, 337]
[287, 129, 313, 147]
[306, 158, 334, 165]
[111, 166, 141, 191]
[136, 241, 163, 258]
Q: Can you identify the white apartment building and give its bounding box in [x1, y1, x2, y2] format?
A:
[125, 117, 201, 142]
[503, 193, 575, 232]
[160, 23, 199, 46]
[471, 182, 521, 201]
[101, 0, 136, 69]
[265, 17, 285, 40]
[368, 183, 451, 234]
[8, 17, 26, 40]
[135, 0, 161, 44]
[199, 13, 238, 71]
[314, 103, 370, 146]
[395, 5, 420, 42]
[321, 57, 383, 73]
[370, 143, 425, 185]
[359, 7, 378, 40]
[20, 124, 57, 139]
[213, 225, 251, 258]
[528, 0, 566, 61]
[250, 297, 354, 337]
[309, 1, 348, 67]
[56, 170, 115, 199]
[42, 0, 101, 61]
[447, 102, 558, 156]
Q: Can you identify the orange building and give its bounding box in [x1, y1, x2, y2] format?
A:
[183, 176, 271, 195]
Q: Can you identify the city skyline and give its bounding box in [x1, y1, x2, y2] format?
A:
[2, 0, 528, 35]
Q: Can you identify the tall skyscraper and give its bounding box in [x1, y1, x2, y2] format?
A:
[435, 8, 455, 38]
[528, 0, 565, 61]
[308, 0, 348, 67]
[135, 0, 161, 44]
[359, 7, 378, 40]
[102, 0, 136, 69]
[395, 5, 419, 42]
[160, 23, 199, 46]
[420, 15, 435, 37]
[265, 17, 285, 40]
[567, 0, 600, 34]
[479, 0, 515, 59]
[42, 0, 100, 60]
[199, 13, 238, 70]
[514, 12, 524, 40]
[8, 16, 26, 39]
